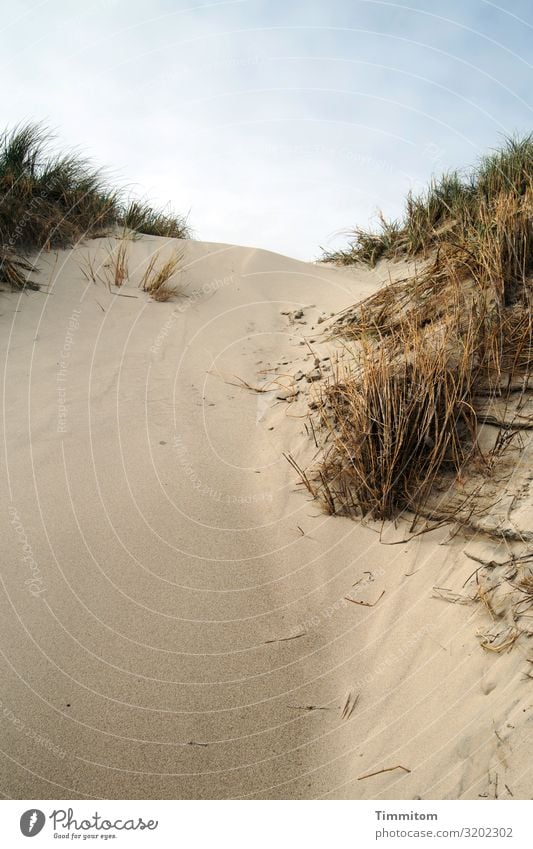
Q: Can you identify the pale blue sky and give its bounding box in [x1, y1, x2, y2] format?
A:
[2, 0, 533, 258]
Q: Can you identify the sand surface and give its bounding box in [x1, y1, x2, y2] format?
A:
[1, 236, 531, 799]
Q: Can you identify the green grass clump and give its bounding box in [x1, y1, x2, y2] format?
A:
[322, 216, 403, 267]
[0, 123, 191, 290]
[120, 200, 189, 239]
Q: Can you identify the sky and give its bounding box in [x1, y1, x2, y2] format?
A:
[2, 0, 533, 259]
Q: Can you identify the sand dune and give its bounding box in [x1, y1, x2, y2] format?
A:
[1, 236, 530, 799]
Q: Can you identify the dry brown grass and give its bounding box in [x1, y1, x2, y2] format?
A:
[139, 251, 183, 301]
[0, 249, 38, 290]
[80, 252, 100, 285]
[109, 238, 129, 288]
[307, 155, 533, 529]
[314, 314, 483, 521]
[513, 568, 533, 616]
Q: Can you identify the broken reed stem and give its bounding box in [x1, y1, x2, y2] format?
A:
[358, 764, 411, 781]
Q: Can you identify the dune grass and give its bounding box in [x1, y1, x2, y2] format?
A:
[322, 135, 533, 269]
[322, 215, 404, 267]
[0, 122, 190, 290]
[310, 137, 533, 527]
[139, 251, 183, 301]
[313, 309, 490, 522]
[121, 200, 189, 239]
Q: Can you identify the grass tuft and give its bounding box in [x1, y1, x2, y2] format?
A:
[314, 313, 482, 521]
[139, 251, 183, 301]
[120, 200, 189, 239]
[322, 215, 403, 267]
[107, 236, 129, 288]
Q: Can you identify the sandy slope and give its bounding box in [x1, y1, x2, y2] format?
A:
[0, 236, 531, 800]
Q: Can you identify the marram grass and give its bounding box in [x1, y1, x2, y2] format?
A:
[0, 123, 190, 290]
[322, 135, 533, 270]
[310, 136, 533, 527]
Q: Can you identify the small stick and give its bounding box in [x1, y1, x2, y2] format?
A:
[462, 565, 484, 588]
[264, 632, 305, 644]
[309, 416, 319, 448]
[341, 691, 359, 720]
[223, 374, 274, 393]
[358, 764, 411, 781]
[344, 590, 385, 607]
